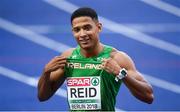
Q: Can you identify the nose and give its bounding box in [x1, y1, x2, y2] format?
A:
[79, 29, 86, 37]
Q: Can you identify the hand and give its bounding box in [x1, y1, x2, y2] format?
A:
[102, 58, 121, 76]
[44, 56, 67, 73]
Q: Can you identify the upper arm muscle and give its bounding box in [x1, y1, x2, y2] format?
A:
[111, 50, 146, 82]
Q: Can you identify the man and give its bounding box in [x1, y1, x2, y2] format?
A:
[38, 7, 154, 111]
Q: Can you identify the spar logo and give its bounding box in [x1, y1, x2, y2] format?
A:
[67, 78, 90, 86]
[67, 77, 99, 86]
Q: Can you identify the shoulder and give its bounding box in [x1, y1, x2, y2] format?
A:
[110, 48, 136, 70]
[60, 48, 75, 58]
[110, 48, 128, 59]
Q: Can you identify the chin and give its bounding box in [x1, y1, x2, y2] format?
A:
[80, 44, 92, 50]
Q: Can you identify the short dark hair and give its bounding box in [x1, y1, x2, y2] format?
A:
[71, 7, 98, 24]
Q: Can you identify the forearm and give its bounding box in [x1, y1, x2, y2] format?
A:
[122, 73, 153, 104]
[38, 71, 54, 101]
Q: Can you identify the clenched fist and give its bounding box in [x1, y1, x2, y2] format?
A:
[102, 58, 121, 76]
[44, 56, 67, 73]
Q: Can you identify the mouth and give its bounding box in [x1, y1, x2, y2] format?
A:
[79, 38, 90, 44]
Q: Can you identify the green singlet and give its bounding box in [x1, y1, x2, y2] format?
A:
[65, 45, 122, 111]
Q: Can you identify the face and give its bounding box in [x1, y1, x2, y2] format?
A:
[72, 16, 102, 50]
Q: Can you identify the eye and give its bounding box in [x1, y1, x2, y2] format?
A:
[73, 27, 80, 33]
[83, 25, 92, 31]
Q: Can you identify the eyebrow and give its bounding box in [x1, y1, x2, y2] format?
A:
[73, 23, 92, 29]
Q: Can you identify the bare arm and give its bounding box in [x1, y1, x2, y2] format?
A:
[102, 50, 154, 104]
[122, 69, 154, 104]
[38, 65, 65, 101]
[38, 49, 74, 101]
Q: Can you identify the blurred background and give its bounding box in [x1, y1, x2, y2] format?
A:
[0, 0, 180, 111]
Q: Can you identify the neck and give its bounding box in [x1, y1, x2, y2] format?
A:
[80, 43, 104, 58]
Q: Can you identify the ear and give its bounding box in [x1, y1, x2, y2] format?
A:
[97, 22, 102, 32]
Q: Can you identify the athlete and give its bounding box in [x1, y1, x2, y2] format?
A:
[38, 7, 154, 111]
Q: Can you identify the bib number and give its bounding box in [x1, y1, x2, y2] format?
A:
[67, 76, 101, 110]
